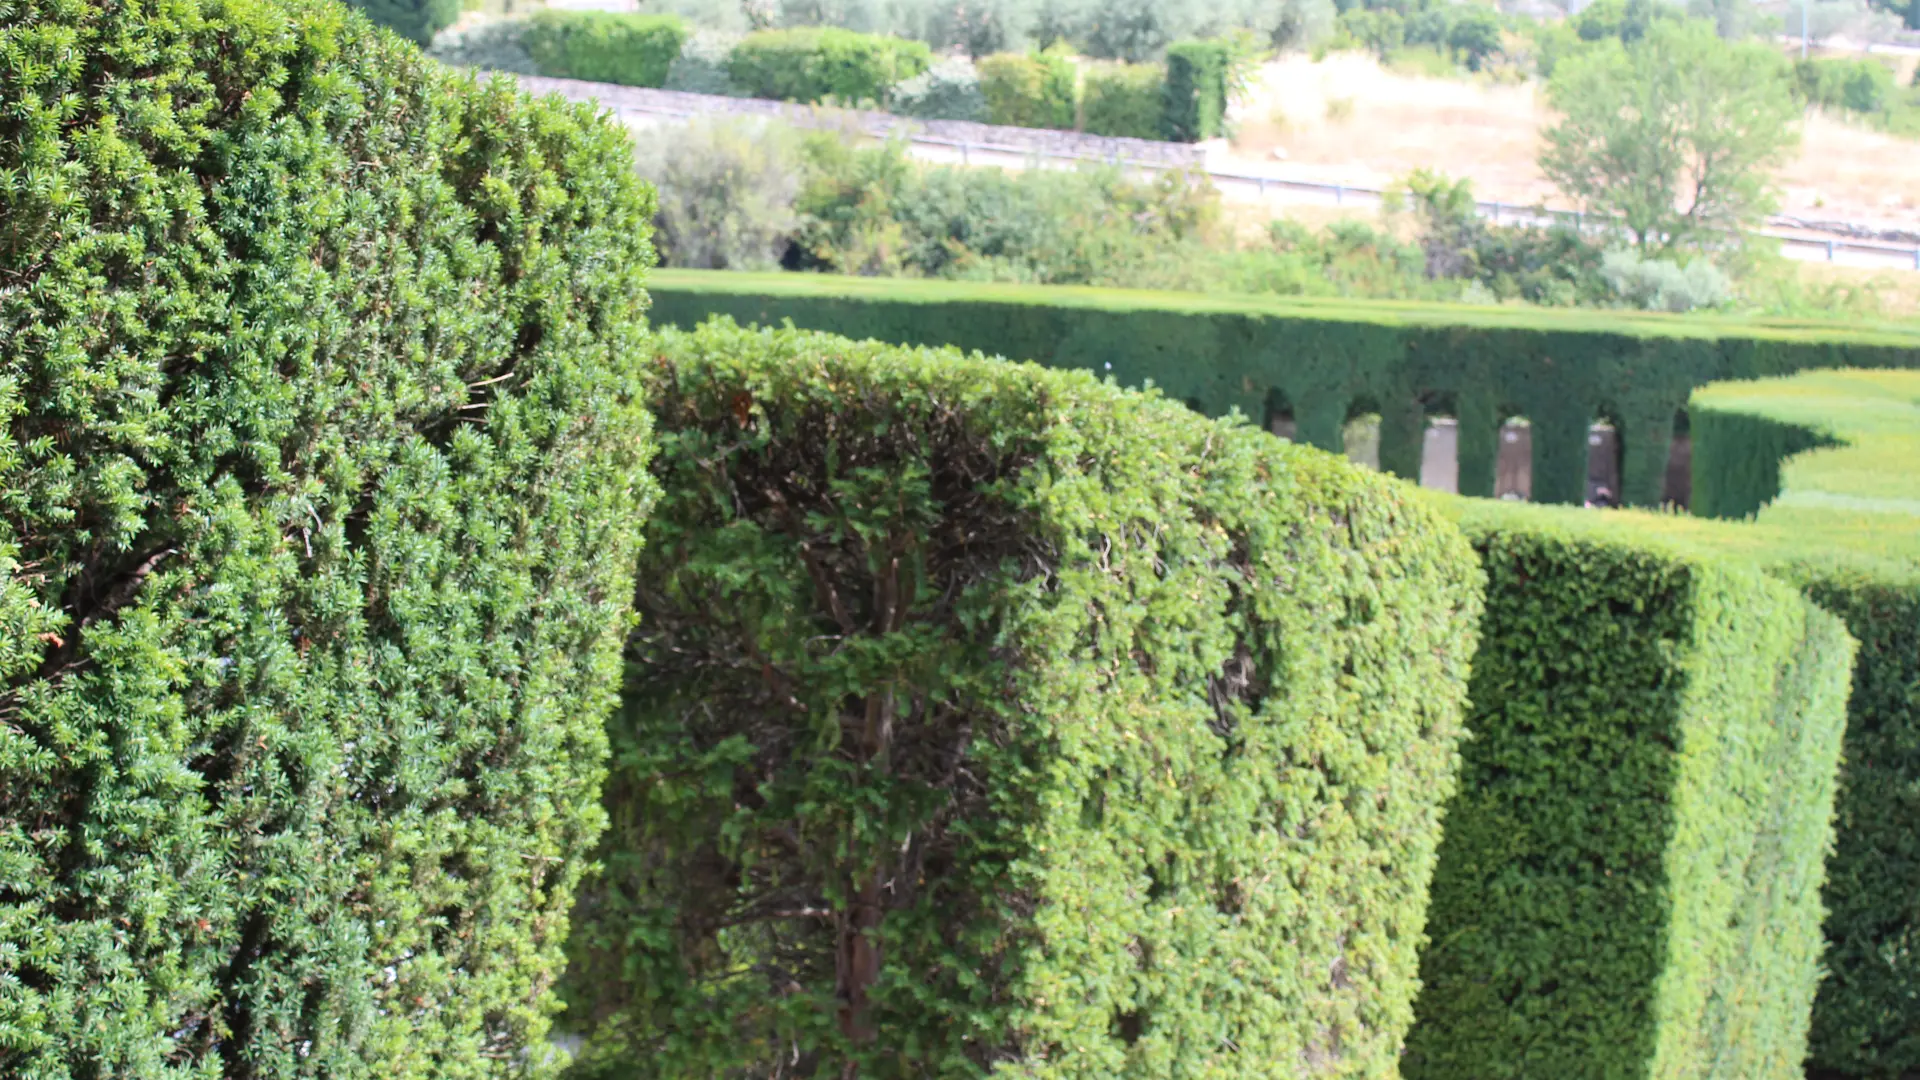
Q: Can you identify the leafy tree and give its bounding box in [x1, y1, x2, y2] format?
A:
[1339, 7, 1405, 55]
[1445, 5, 1502, 70]
[1573, 0, 1682, 42]
[1540, 22, 1800, 252]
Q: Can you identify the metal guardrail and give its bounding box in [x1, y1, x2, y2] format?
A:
[609, 101, 1920, 270]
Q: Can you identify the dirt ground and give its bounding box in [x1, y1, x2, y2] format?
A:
[1224, 51, 1920, 232]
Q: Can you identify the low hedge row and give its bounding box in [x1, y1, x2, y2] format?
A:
[977, 48, 1079, 130]
[729, 27, 933, 105]
[1, 0, 660, 1074]
[1686, 370, 1920, 1078]
[556, 319, 1485, 1077]
[1081, 62, 1169, 139]
[641, 270, 1920, 508]
[522, 11, 690, 88]
[1405, 502, 1855, 1080]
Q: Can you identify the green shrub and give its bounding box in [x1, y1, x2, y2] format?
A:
[1405, 503, 1855, 1080]
[523, 11, 690, 88]
[556, 318, 1485, 1078]
[1795, 56, 1899, 115]
[728, 27, 932, 105]
[640, 270, 1920, 508]
[345, 0, 458, 45]
[1081, 61, 1169, 138]
[891, 55, 989, 121]
[977, 48, 1079, 129]
[0, 0, 660, 1074]
[637, 118, 805, 270]
[1163, 39, 1230, 141]
[425, 16, 540, 74]
[1683, 370, 1920, 1076]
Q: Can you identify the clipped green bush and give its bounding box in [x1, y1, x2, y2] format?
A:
[1405, 503, 1855, 1080]
[1081, 61, 1169, 139]
[728, 27, 932, 105]
[1164, 39, 1230, 141]
[977, 48, 1079, 129]
[556, 319, 1485, 1078]
[523, 11, 690, 88]
[0, 0, 659, 1074]
[345, 0, 458, 45]
[640, 270, 1920, 508]
[1684, 370, 1920, 1077]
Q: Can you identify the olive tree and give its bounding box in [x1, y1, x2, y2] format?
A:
[1539, 21, 1800, 252]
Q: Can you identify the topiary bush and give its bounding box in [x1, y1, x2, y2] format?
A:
[346, 0, 458, 45]
[1081, 61, 1169, 139]
[977, 48, 1079, 129]
[0, 0, 660, 1074]
[890, 55, 989, 121]
[555, 318, 1485, 1078]
[1163, 39, 1230, 142]
[1404, 505, 1855, 1080]
[522, 11, 690, 88]
[728, 27, 932, 105]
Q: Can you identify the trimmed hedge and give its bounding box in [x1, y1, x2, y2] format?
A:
[1082, 61, 1169, 139]
[0, 0, 659, 1074]
[345, 0, 458, 45]
[523, 11, 690, 89]
[556, 319, 1485, 1077]
[1684, 370, 1920, 1077]
[977, 49, 1079, 130]
[1164, 40, 1230, 142]
[1405, 502, 1855, 1080]
[728, 28, 932, 105]
[641, 270, 1920, 509]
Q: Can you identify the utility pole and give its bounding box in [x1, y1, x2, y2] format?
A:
[1803, 0, 1810, 58]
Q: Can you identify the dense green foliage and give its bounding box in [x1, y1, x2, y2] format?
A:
[1626, 371, 1920, 1077]
[1404, 504, 1854, 1080]
[344, 0, 457, 44]
[0, 0, 662, 1074]
[558, 318, 1484, 1078]
[1080, 61, 1168, 138]
[728, 27, 932, 104]
[976, 48, 1079, 129]
[522, 11, 690, 88]
[1163, 39, 1229, 141]
[641, 270, 1920, 507]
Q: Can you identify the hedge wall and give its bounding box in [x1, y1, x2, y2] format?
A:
[1164, 40, 1230, 142]
[556, 319, 1485, 1078]
[1405, 503, 1855, 1080]
[1082, 62, 1169, 140]
[523, 11, 690, 89]
[1684, 370, 1920, 1078]
[641, 270, 1920, 508]
[728, 27, 932, 106]
[345, 0, 458, 45]
[977, 49, 1079, 130]
[0, 0, 659, 1074]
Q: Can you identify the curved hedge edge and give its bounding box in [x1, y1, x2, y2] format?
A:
[557, 317, 1483, 1079]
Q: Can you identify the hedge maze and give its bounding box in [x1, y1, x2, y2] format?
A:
[8, 2, 1920, 1076]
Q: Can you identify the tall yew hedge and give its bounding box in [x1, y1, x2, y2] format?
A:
[0, 0, 659, 1074]
[557, 320, 1484, 1078]
[1405, 506, 1856, 1080]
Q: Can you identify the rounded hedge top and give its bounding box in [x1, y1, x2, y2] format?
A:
[1, 0, 659, 1075]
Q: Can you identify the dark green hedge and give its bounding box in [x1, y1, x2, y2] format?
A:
[977, 49, 1079, 130]
[556, 319, 1484, 1078]
[1164, 40, 1230, 142]
[728, 27, 932, 105]
[345, 0, 458, 45]
[1081, 62, 1169, 139]
[0, 0, 659, 1074]
[523, 11, 690, 89]
[1679, 371, 1920, 1077]
[642, 270, 1920, 508]
[1405, 504, 1855, 1080]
